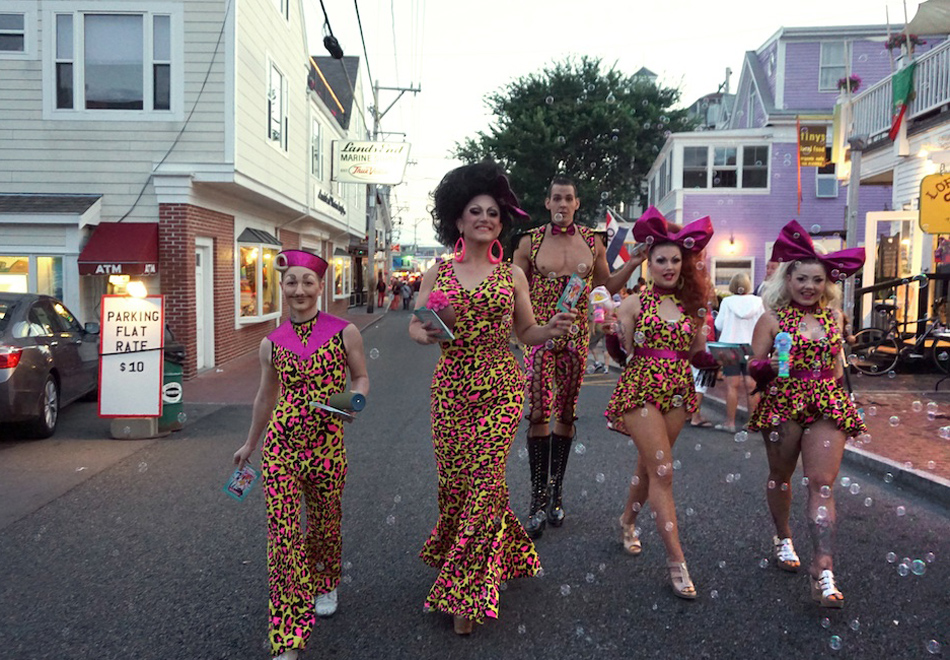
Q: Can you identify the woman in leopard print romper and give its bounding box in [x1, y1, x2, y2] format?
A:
[748, 221, 866, 609]
[234, 250, 369, 660]
[409, 162, 575, 635]
[605, 208, 716, 600]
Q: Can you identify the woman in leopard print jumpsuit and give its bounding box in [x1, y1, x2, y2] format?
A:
[409, 162, 574, 635]
[234, 249, 369, 660]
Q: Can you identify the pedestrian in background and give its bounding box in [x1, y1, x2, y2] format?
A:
[376, 273, 386, 308]
[409, 161, 574, 635]
[233, 249, 369, 660]
[714, 272, 764, 433]
[605, 208, 717, 600]
[748, 221, 866, 609]
[400, 280, 413, 309]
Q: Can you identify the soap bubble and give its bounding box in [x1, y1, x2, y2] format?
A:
[545, 96, 554, 104]
[386, 515, 396, 526]
[912, 401, 923, 412]
[925, 551, 936, 563]
[849, 483, 861, 495]
[840, 477, 851, 487]
[884, 472, 894, 483]
[886, 552, 897, 563]
[369, 348, 380, 360]
[557, 135, 566, 144]
[849, 619, 860, 631]
[759, 558, 769, 568]
[896, 505, 906, 516]
[137, 462, 148, 473]
[560, 584, 571, 596]
[574, 443, 587, 455]
[829, 635, 842, 650]
[177, 412, 187, 423]
[656, 450, 665, 460]
[769, 431, 780, 442]
[897, 561, 910, 577]
[820, 485, 831, 498]
[555, 213, 564, 223]
[927, 640, 941, 654]
[683, 237, 696, 249]
[821, 617, 831, 629]
[867, 406, 877, 416]
[810, 224, 822, 233]
[889, 415, 901, 427]
[864, 497, 873, 506]
[912, 559, 927, 575]
[595, 473, 606, 483]
[734, 431, 748, 443]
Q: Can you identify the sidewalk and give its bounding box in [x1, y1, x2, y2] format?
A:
[183, 305, 388, 405]
[698, 370, 950, 505]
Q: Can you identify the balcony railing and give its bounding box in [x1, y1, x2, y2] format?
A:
[850, 39, 950, 144]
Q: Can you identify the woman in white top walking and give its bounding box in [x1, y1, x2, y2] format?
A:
[714, 273, 764, 432]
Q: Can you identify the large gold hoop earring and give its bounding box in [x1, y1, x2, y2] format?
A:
[677, 276, 685, 290]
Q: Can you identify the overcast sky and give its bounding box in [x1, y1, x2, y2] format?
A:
[304, 0, 927, 246]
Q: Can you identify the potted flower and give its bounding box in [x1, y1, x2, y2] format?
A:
[837, 74, 862, 94]
[885, 33, 926, 52]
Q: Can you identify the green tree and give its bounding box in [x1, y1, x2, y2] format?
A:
[455, 56, 696, 228]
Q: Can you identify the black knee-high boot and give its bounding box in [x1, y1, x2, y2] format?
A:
[547, 433, 573, 527]
[525, 434, 550, 539]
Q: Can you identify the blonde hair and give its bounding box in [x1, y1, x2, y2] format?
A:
[760, 259, 842, 312]
[728, 273, 752, 295]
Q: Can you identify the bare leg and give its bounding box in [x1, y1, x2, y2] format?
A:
[725, 375, 740, 428]
[761, 421, 804, 540]
[623, 405, 688, 562]
[800, 418, 847, 577]
[621, 460, 650, 525]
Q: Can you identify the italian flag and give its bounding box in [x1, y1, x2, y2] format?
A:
[889, 61, 916, 141]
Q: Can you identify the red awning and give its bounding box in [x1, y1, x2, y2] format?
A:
[78, 223, 159, 276]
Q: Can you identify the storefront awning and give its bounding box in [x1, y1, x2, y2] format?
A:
[78, 222, 159, 276]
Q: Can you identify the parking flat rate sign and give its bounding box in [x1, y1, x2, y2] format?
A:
[99, 295, 164, 417]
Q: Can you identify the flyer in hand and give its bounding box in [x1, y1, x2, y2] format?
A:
[223, 464, 259, 501]
[413, 307, 455, 341]
[309, 400, 356, 422]
[556, 273, 586, 313]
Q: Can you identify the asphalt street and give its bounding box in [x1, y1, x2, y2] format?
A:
[0, 310, 948, 660]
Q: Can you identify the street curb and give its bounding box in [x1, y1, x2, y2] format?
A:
[701, 392, 950, 507]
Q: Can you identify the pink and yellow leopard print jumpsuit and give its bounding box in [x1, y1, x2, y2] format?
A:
[263, 312, 350, 656]
[420, 259, 541, 622]
[523, 225, 597, 426]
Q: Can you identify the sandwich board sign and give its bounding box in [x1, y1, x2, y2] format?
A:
[98, 295, 164, 417]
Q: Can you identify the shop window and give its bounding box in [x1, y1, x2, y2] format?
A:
[238, 237, 280, 321]
[333, 255, 351, 300]
[48, 6, 179, 118]
[712, 257, 754, 295]
[0, 255, 63, 298]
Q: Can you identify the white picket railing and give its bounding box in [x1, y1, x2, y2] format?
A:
[850, 40, 950, 143]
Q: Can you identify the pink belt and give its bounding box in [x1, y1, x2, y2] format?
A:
[633, 347, 690, 360]
[788, 368, 835, 380]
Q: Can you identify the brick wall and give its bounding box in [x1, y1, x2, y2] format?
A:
[160, 203, 276, 380]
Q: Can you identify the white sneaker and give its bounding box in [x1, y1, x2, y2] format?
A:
[274, 650, 298, 660]
[315, 588, 338, 617]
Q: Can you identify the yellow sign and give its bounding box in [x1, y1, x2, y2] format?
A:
[798, 125, 828, 167]
[919, 173, 950, 233]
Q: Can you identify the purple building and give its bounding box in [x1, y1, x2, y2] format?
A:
[646, 25, 923, 293]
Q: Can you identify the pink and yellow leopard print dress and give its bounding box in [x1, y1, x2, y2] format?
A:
[605, 287, 699, 434]
[748, 305, 866, 437]
[421, 259, 541, 623]
[523, 225, 597, 425]
[262, 312, 349, 656]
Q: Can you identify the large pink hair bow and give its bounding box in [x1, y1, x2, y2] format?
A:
[492, 174, 531, 221]
[633, 206, 713, 252]
[770, 220, 865, 280]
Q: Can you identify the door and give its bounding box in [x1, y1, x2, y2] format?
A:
[195, 239, 214, 371]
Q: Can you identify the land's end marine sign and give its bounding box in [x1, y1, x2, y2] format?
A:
[332, 141, 411, 185]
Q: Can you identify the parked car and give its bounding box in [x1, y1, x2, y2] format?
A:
[0, 293, 100, 438]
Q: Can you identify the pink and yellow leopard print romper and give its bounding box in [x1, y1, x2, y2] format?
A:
[421, 259, 541, 623]
[605, 287, 699, 434]
[262, 313, 349, 656]
[748, 305, 866, 437]
[523, 225, 597, 426]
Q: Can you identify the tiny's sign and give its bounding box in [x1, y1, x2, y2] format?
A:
[98, 295, 164, 417]
[920, 173, 950, 233]
[798, 125, 828, 167]
[332, 140, 411, 184]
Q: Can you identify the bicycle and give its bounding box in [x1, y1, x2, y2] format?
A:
[848, 306, 950, 376]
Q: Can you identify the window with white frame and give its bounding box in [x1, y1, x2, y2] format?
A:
[0, 255, 64, 298]
[47, 6, 178, 118]
[237, 236, 280, 320]
[272, 0, 289, 20]
[311, 118, 324, 179]
[713, 147, 737, 188]
[712, 258, 754, 295]
[333, 254, 351, 299]
[0, 12, 25, 54]
[742, 145, 769, 188]
[682, 145, 770, 190]
[819, 42, 848, 91]
[268, 63, 287, 150]
[816, 147, 838, 198]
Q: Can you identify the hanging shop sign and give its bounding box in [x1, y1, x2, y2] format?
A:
[798, 125, 828, 167]
[919, 173, 950, 233]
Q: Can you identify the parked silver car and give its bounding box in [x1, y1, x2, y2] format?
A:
[0, 293, 100, 438]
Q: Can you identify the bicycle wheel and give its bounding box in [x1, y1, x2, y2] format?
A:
[848, 328, 900, 376]
[931, 335, 950, 374]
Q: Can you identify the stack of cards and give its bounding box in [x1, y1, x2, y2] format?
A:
[224, 464, 259, 501]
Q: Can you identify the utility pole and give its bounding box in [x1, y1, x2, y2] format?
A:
[845, 134, 867, 328]
[366, 81, 420, 313]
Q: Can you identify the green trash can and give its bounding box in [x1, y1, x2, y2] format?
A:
[159, 338, 186, 432]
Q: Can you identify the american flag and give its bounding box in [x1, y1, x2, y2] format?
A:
[605, 208, 630, 272]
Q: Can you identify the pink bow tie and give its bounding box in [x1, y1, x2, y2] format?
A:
[551, 223, 576, 236]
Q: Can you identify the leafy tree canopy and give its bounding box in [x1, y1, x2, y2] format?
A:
[455, 56, 697, 229]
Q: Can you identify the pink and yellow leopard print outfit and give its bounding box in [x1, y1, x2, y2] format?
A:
[421, 259, 541, 622]
[748, 305, 866, 436]
[605, 287, 699, 434]
[263, 313, 349, 656]
[523, 225, 596, 426]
